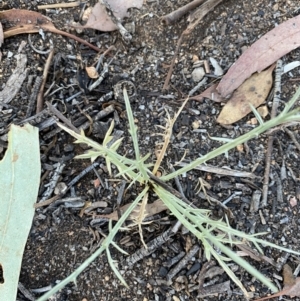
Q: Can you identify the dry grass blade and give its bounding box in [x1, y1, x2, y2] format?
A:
[152, 97, 189, 174]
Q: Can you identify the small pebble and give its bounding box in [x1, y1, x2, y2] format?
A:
[191, 67, 205, 82]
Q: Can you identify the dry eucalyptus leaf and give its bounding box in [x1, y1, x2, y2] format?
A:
[0, 9, 100, 52]
[217, 14, 300, 98]
[82, 0, 143, 32]
[217, 65, 275, 125]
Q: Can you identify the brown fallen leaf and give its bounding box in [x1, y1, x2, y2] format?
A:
[216, 64, 275, 125]
[217, 14, 300, 98]
[80, 0, 143, 32]
[255, 264, 299, 301]
[92, 199, 168, 221]
[0, 9, 100, 52]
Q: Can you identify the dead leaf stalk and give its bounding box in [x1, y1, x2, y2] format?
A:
[36, 48, 54, 113]
[37, 2, 81, 9]
[161, 0, 207, 25]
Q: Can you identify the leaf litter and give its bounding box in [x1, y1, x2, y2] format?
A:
[89, 199, 168, 222]
[0, 9, 100, 52]
[217, 13, 300, 98]
[79, 0, 144, 32]
[216, 64, 275, 125]
[254, 264, 300, 300]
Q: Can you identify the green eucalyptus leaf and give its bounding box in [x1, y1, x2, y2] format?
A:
[0, 124, 40, 301]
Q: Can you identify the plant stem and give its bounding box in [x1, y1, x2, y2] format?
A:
[162, 87, 300, 181]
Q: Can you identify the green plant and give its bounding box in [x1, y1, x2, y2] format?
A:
[38, 87, 300, 300]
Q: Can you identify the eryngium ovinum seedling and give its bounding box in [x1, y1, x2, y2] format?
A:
[37, 87, 300, 301]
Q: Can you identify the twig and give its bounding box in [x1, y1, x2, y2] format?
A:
[28, 34, 51, 55]
[36, 162, 99, 208]
[284, 127, 300, 152]
[88, 51, 118, 91]
[45, 27, 102, 53]
[37, 1, 81, 9]
[40, 162, 66, 202]
[36, 48, 54, 113]
[261, 60, 283, 207]
[176, 162, 257, 179]
[35, 194, 61, 209]
[189, 77, 207, 96]
[161, 0, 206, 25]
[117, 180, 127, 205]
[18, 282, 35, 301]
[46, 101, 80, 133]
[163, 0, 223, 90]
[67, 162, 100, 188]
[26, 76, 43, 117]
[272, 171, 283, 216]
[166, 244, 200, 282]
[164, 251, 185, 268]
[125, 228, 173, 266]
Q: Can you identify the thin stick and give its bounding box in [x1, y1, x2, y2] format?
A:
[36, 48, 54, 113]
[46, 101, 80, 133]
[284, 127, 300, 152]
[261, 60, 283, 207]
[161, 0, 206, 25]
[37, 2, 81, 9]
[163, 0, 223, 91]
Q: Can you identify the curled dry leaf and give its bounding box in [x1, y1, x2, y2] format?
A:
[217, 64, 275, 125]
[81, 0, 143, 32]
[85, 66, 99, 79]
[217, 14, 300, 98]
[92, 199, 168, 221]
[0, 9, 100, 52]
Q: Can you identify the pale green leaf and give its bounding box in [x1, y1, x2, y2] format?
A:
[0, 124, 40, 300]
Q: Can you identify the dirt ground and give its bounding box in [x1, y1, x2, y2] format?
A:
[1, 0, 300, 300]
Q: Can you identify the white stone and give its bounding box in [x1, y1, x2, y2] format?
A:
[191, 67, 205, 82]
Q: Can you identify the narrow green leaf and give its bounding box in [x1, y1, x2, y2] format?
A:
[249, 103, 264, 125]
